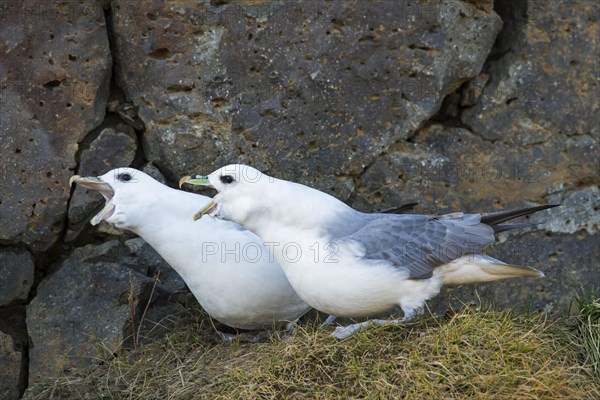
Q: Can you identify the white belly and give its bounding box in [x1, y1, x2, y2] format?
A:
[179, 253, 309, 330]
[275, 243, 443, 318]
[141, 221, 310, 330]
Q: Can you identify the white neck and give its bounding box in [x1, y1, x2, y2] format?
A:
[126, 188, 218, 283]
[239, 178, 357, 241]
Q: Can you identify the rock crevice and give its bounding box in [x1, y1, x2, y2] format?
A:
[0, 1, 597, 396]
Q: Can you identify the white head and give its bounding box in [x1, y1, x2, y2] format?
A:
[180, 164, 353, 235]
[179, 164, 273, 228]
[70, 167, 166, 230]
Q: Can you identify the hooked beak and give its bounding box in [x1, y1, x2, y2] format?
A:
[193, 199, 217, 221]
[69, 175, 116, 225]
[179, 175, 217, 221]
[179, 175, 212, 188]
[70, 176, 113, 196]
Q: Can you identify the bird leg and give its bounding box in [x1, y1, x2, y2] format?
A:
[319, 315, 338, 329]
[216, 330, 238, 343]
[400, 308, 418, 322]
[216, 330, 271, 343]
[330, 319, 399, 339]
[330, 307, 422, 339]
[285, 318, 299, 335]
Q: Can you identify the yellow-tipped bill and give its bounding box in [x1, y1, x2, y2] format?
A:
[69, 176, 114, 196]
[193, 200, 217, 221]
[69, 175, 116, 226]
[69, 175, 81, 186]
[70, 175, 111, 189]
[179, 175, 212, 188]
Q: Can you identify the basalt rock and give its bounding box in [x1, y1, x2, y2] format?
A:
[0, 0, 112, 251]
[110, 0, 502, 198]
[0, 250, 34, 307]
[27, 241, 155, 384]
[0, 331, 22, 400]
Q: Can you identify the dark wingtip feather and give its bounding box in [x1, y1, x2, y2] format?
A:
[492, 223, 538, 233]
[380, 202, 419, 214]
[481, 204, 560, 226]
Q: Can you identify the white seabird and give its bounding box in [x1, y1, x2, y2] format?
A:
[181, 164, 557, 339]
[70, 167, 310, 331]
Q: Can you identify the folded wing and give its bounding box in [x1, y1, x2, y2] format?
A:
[340, 213, 495, 279]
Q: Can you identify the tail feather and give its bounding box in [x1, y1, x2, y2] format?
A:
[491, 223, 538, 233]
[434, 206, 556, 285]
[479, 262, 544, 280]
[481, 204, 559, 226]
[438, 256, 544, 285]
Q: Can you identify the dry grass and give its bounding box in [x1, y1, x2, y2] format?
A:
[26, 305, 600, 400]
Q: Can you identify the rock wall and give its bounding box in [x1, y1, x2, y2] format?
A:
[0, 0, 598, 397]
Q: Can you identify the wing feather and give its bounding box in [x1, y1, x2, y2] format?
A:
[336, 213, 495, 279]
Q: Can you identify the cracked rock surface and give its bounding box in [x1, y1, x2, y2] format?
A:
[0, 0, 598, 395]
[26, 241, 156, 385]
[0, 1, 111, 252]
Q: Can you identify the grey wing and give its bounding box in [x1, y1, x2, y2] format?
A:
[338, 213, 495, 279]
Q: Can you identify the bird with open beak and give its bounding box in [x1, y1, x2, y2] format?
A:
[181, 164, 557, 339]
[70, 168, 310, 333]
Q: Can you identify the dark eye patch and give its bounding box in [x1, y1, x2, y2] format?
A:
[220, 175, 235, 184]
[119, 173, 132, 182]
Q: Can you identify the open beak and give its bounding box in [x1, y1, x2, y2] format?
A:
[193, 199, 217, 221]
[179, 175, 212, 188]
[70, 175, 116, 226]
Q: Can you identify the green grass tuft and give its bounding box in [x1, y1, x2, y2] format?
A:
[573, 288, 600, 381]
[26, 305, 600, 400]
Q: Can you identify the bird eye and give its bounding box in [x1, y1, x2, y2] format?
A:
[119, 173, 132, 182]
[220, 175, 235, 184]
